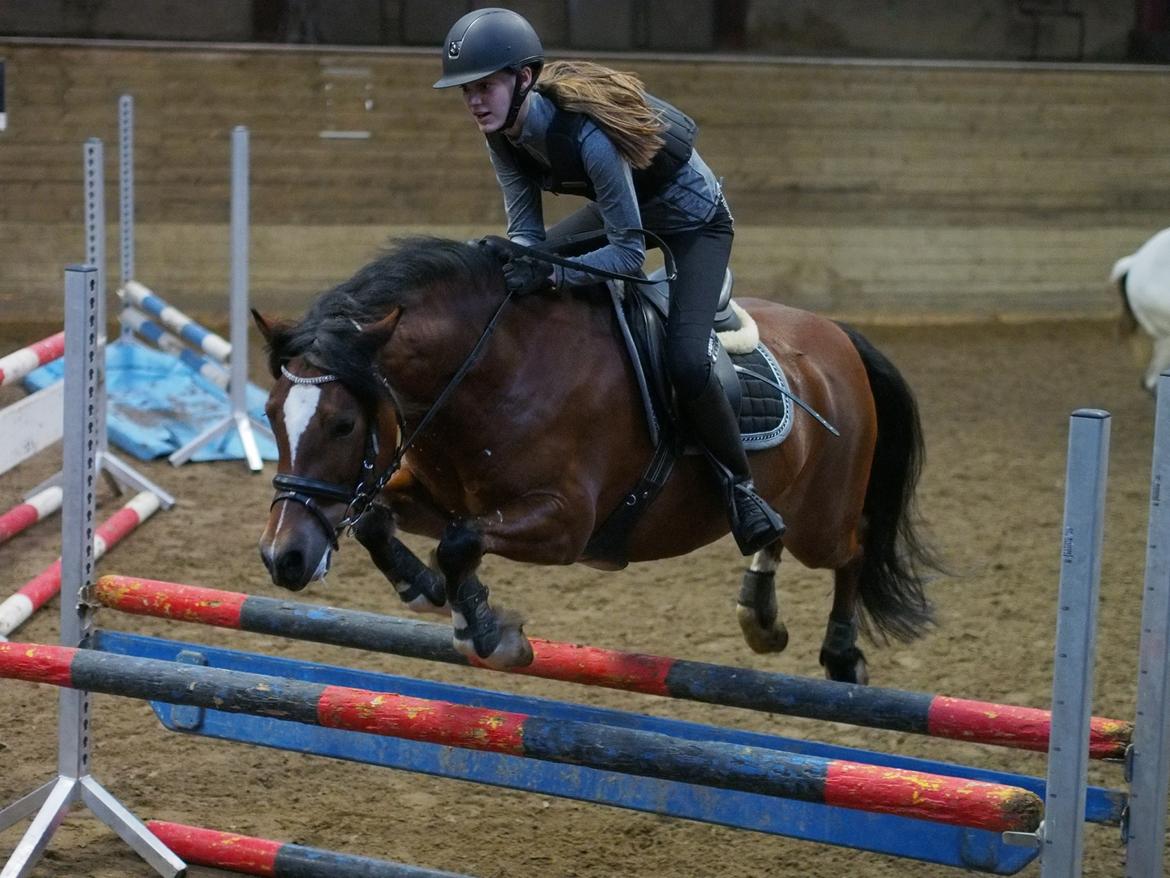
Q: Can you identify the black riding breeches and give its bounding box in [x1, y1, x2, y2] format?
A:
[545, 199, 735, 402]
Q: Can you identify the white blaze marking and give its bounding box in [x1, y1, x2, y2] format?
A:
[283, 384, 322, 466]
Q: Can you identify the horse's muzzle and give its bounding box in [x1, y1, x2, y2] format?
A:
[258, 536, 331, 591]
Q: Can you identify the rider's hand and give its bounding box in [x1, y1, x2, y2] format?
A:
[502, 255, 556, 296]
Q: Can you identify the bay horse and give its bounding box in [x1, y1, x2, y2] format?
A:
[255, 237, 937, 684]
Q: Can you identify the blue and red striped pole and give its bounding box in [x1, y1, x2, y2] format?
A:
[95, 575, 1132, 759]
[144, 820, 470, 878]
[0, 641, 1043, 833]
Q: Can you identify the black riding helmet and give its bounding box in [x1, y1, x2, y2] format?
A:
[433, 7, 544, 129]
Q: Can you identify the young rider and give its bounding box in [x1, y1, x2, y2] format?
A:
[433, 7, 784, 555]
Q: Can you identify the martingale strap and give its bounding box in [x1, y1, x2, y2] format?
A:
[583, 440, 676, 566]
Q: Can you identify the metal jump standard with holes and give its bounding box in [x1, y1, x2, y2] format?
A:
[115, 95, 272, 472]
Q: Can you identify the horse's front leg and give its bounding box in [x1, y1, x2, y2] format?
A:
[435, 490, 592, 669]
[436, 520, 534, 669]
[351, 504, 448, 615]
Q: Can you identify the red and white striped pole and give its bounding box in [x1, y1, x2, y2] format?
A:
[0, 490, 160, 640]
[0, 331, 66, 387]
[0, 486, 63, 546]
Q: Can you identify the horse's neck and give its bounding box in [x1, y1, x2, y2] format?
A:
[388, 290, 619, 427]
[383, 291, 505, 407]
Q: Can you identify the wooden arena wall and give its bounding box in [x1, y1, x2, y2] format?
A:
[1, 41, 1168, 324]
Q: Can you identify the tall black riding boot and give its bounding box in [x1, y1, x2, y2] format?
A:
[680, 372, 786, 555]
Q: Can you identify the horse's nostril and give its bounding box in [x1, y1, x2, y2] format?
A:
[274, 550, 305, 586]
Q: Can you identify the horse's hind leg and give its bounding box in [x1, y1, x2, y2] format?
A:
[435, 520, 533, 669]
[819, 557, 869, 685]
[1145, 336, 1170, 393]
[351, 505, 448, 615]
[737, 545, 789, 653]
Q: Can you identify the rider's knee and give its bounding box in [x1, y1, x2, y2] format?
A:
[665, 345, 711, 401]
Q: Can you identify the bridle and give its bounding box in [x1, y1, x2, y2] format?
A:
[269, 286, 518, 548]
[269, 366, 385, 550]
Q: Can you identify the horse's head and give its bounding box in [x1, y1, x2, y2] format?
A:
[253, 236, 508, 589]
[254, 308, 401, 590]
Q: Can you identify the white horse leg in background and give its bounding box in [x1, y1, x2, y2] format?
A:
[1112, 227, 1170, 394]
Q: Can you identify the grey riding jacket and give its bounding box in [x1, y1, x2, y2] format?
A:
[486, 92, 725, 287]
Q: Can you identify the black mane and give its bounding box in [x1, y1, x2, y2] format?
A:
[267, 236, 500, 400]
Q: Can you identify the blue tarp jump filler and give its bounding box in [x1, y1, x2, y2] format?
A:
[25, 340, 277, 464]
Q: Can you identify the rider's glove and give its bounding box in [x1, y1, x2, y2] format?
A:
[502, 255, 556, 296]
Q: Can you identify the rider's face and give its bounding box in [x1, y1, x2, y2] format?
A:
[461, 71, 514, 133]
[461, 69, 529, 134]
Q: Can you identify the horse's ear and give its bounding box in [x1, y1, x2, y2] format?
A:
[252, 309, 278, 343]
[252, 310, 295, 378]
[358, 307, 402, 352]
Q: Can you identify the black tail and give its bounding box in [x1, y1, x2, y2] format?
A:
[838, 323, 941, 643]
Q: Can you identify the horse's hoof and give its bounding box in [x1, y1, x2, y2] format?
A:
[481, 629, 535, 669]
[451, 606, 534, 669]
[820, 646, 869, 685]
[736, 603, 789, 653]
[453, 628, 534, 669]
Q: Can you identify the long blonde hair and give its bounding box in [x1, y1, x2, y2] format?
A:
[535, 60, 665, 170]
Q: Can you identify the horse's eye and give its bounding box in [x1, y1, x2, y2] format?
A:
[331, 418, 356, 438]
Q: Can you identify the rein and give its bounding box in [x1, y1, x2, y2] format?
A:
[270, 288, 518, 545]
[484, 227, 678, 285]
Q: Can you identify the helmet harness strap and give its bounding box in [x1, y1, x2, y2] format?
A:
[503, 66, 538, 131]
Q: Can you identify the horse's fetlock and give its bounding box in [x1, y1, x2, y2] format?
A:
[395, 567, 448, 610]
[823, 617, 858, 653]
[452, 600, 501, 660]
